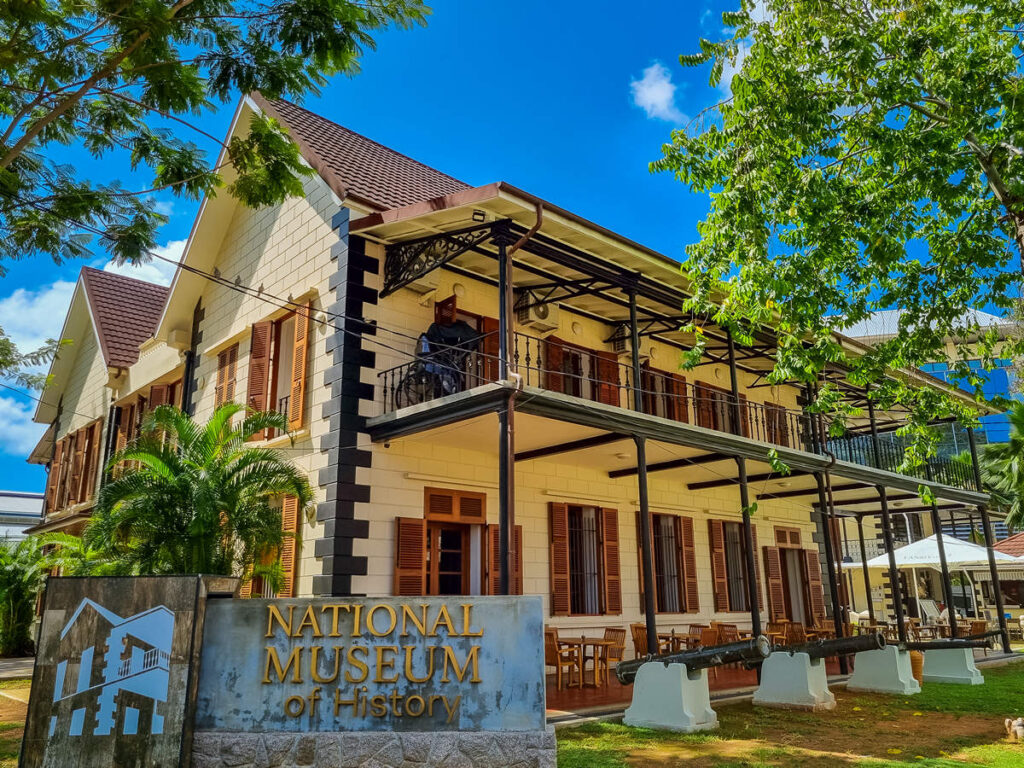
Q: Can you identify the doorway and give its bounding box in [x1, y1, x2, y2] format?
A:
[780, 548, 809, 624]
[426, 522, 470, 596]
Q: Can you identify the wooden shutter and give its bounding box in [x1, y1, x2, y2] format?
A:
[246, 321, 272, 415]
[545, 337, 566, 393]
[149, 384, 170, 410]
[424, 487, 485, 524]
[549, 502, 570, 616]
[67, 428, 87, 505]
[803, 549, 827, 623]
[288, 303, 311, 430]
[44, 437, 64, 514]
[55, 437, 72, 510]
[82, 421, 102, 502]
[601, 507, 621, 615]
[216, 345, 238, 407]
[751, 526, 764, 610]
[680, 515, 699, 612]
[481, 316, 500, 383]
[708, 519, 729, 611]
[593, 351, 621, 407]
[278, 495, 300, 598]
[238, 577, 253, 599]
[763, 546, 786, 621]
[738, 393, 751, 437]
[116, 404, 133, 453]
[393, 517, 427, 596]
[695, 381, 715, 429]
[487, 524, 524, 595]
[635, 511, 655, 613]
[434, 294, 457, 325]
[668, 374, 689, 423]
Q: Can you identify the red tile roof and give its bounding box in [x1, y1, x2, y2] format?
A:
[80, 268, 169, 368]
[252, 93, 470, 211]
[995, 531, 1024, 557]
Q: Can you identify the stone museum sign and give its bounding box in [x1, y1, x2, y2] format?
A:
[21, 582, 552, 768]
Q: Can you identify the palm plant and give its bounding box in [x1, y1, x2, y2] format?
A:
[86, 404, 313, 586]
[37, 532, 127, 576]
[978, 402, 1024, 531]
[0, 537, 50, 656]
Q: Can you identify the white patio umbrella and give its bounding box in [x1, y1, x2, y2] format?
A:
[862, 533, 1018, 569]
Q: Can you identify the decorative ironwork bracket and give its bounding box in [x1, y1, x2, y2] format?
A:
[380, 222, 500, 297]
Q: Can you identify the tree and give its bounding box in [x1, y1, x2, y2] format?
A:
[979, 402, 1024, 529]
[0, 329, 58, 388]
[38, 531, 127, 576]
[0, 536, 50, 656]
[0, 0, 428, 268]
[656, 0, 1023, 467]
[86, 404, 313, 586]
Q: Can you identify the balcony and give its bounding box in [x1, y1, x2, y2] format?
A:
[376, 330, 977, 492]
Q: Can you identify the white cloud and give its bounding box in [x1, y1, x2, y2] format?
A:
[0, 280, 76, 354]
[101, 238, 185, 286]
[630, 62, 687, 124]
[0, 395, 46, 456]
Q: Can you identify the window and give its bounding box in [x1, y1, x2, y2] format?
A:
[245, 302, 311, 434]
[544, 338, 620, 406]
[764, 403, 791, 447]
[694, 381, 748, 436]
[44, 420, 103, 514]
[652, 514, 681, 613]
[641, 365, 688, 422]
[723, 522, 750, 611]
[215, 344, 238, 407]
[550, 503, 621, 616]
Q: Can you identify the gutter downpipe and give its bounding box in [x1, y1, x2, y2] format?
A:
[497, 204, 542, 595]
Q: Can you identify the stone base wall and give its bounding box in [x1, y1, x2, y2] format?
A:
[192, 729, 556, 768]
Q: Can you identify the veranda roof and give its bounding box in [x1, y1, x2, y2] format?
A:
[858, 534, 1018, 569]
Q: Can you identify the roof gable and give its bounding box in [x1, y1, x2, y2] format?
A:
[253, 93, 470, 211]
[80, 268, 168, 368]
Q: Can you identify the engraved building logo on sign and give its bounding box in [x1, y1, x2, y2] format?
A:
[48, 598, 175, 739]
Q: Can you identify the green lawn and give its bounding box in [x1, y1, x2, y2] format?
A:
[0, 678, 31, 768]
[558, 662, 1024, 767]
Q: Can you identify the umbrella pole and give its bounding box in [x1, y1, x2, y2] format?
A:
[857, 515, 876, 625]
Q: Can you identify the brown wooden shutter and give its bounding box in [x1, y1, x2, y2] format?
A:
[695, 381, 715, 429]
[216, 345, 238, 407]
[669, 374, 688, 423]
[670, 516, 686, 611]
[246, 321, 272, 414]
[82, 421, 102, 502]
[238, 577, 253, 599]
[763, 546, 786, 620]
[288, 303, 311, 430]
[601, 507, 622, 615]
[393, 517, 427, 596]
[481, 316, 500, 383]
[708, 519, 729, 611]
[680, 515, 699, 612]
[544, 337, 566, 393]
[738, 393, 751, 437]
[635, 511, 655, 613]
[44, 437, 64, 514]
[68, 428, 87, 505]
[434, 294, 457, 325]
[55, 437, 72, 510]
[487, 524, 524, 596]
[593, 351, 621, 407]
[751, 526, 764, 610]
[803, 549, 827, 623]
[549, 502, 570, 616]
[456, 492, 485, 523]
[149, 384, 169, 410]
[116, 404, 133, 454]
[278, 495, 300, 598]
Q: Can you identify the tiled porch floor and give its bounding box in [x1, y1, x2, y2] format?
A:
[546, 658, 843, 717]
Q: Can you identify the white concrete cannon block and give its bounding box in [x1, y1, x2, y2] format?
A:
[622, 662, 718, 733]
[752, 651, 836, 711]
[846, 645, 921, 695]
[922, 648, 984, 685]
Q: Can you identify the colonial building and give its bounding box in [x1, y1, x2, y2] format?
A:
[30, 94, 1005, 650]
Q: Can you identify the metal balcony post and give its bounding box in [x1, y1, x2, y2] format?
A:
[856, 515, 876, 625]
[924, 463, 957, 638]
[815, 472, 848, 673]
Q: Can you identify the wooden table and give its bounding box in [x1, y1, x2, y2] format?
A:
[558, 637, 617, 687]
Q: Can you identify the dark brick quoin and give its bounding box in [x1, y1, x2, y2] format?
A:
[314, 210, 377, 597]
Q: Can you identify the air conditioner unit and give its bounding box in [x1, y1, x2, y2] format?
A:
[613, 331, 650, 362]
[516, 301, 560, 334]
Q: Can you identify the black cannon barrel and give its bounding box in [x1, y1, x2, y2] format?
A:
[901, 638, 992, 652]
[616, 636, 771, 685]
[775, 632, 885, 661]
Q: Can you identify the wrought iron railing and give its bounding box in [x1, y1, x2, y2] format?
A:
[376, 330, 977, 491]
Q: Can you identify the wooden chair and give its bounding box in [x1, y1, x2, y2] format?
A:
[718, 623, 740, 643]
[765, 621, 789, 645]
[969, 620, 990, 655]
[631, 622, 670, 658]
[544, 628, 580, 690]
[698, 628, 720, 679]
[599, 627, 627, 685]
[787, 623, 808, 645]
[685, 623, 709, 649]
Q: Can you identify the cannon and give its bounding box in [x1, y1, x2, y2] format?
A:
[904, 635, 993, 686]
[621, 636, 771, 733]
[753, 633, 884, 711]
[774, 632, 886, 660]
[616, 636, 771, 685]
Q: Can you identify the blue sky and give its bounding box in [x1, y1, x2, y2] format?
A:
[0, 0, 739, 491]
